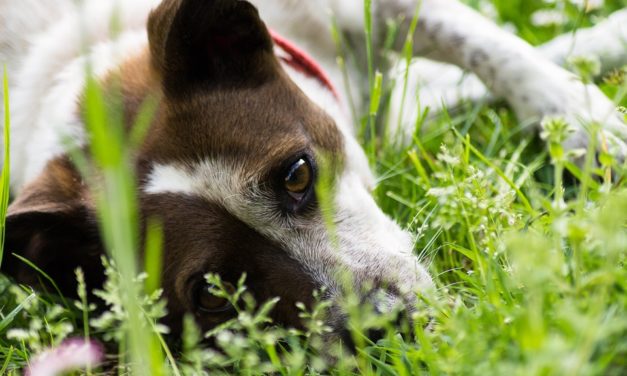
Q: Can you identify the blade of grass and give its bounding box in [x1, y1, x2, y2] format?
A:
[356, 348, 397, 376]
[363, 0, 374, 91]
[0, 346, 14, 375]
[368, 71, 384, 163]
[0, 293, 36, 333]
[144, 219, 163, 295]
[0, 66, 11, 268]
[83, 73, 155, 375]
[330, 16, 358, 124]
[315, 153, 339, 250]
[11, 254, 69, 309]
[394, 1, 422, 141]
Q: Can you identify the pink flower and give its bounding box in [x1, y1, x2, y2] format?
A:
[26, 338, 104, 376]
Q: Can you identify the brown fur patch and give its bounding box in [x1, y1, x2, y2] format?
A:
[100, 44, 344, 184]
[3, 157, 104, 297]
[142, 193, 318, 334]
[8, 157, 90, 216]
[148, 0, 279, 96]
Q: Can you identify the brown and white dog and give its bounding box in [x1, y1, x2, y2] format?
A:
[0, 0, 626, 339]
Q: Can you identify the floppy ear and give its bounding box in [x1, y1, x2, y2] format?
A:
[1, 159, 105, 298]
[148, 0, 278, 95]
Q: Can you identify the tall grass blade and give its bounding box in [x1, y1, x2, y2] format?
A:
[363, 0, 374, 91]
[394, 1, 422, 140]
[83, 73, 157, 375]
[0, 66, 11, 268]
[0, 346, 14, 375]
[11, 254, 69, 310]
[0, 293, 36, 333]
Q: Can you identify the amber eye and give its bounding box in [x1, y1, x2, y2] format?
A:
[193, 282, 235, 314]
[284, 158, 313, 198]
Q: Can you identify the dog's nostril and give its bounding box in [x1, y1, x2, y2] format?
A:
[366, 327, 387, 344]
[338, 328, 357, 353]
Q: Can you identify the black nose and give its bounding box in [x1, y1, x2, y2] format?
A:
[365, 327, 387, 343]
[339, 328, 357, 353]
[337, 306, 413, 352]
[372, 305, 413, 342]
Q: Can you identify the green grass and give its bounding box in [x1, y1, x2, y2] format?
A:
[0, 66, 10, 269]
[1, 0, 627, 375]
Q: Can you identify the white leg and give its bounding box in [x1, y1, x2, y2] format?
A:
[539, 8, 627, 74]
[390, 6, 627, 140]
[368, 0, 627, 157]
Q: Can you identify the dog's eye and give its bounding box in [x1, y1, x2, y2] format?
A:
[193, 282, 235, 314]
[284, 158, 313, 199]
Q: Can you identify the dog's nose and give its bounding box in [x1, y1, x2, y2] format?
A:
[365, 327, 388, 344]
[370, 304, 413, 342]
[335, 304, 413, 352]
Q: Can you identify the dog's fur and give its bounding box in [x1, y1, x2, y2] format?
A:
[1, 0, 626, 338]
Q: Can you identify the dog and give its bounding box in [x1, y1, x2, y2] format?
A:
[0, 0, 625, 340]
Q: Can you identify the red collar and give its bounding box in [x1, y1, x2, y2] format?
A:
[270, 30, 339, 100]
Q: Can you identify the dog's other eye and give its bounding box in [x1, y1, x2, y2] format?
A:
[193, 282, 235, 314]
[284, 158, 313, 199]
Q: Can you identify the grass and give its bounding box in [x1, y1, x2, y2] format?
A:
[0, 66, 10, 269]
[1, 0, 627, 375]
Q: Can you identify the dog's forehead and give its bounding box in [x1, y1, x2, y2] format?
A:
[141, 75, 344, 171]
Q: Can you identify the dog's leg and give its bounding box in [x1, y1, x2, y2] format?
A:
[407, 0, 627, 157]
[390, 7, 627, 140]
[328, 0, 627, 157]
[539, 8, 627, 75]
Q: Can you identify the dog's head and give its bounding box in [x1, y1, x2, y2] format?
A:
[2, 0, 432, 339]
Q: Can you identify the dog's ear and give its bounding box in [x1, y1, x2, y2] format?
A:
[1, 158, 104, 297]
[148, 0, 278, 95]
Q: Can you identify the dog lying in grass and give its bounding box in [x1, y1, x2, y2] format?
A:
[0, 0, 626, 343]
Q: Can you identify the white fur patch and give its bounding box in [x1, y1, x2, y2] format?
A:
[144, 165, 198, 196]
[144, 156, 433, 305]
[4, 0, 161, 189]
